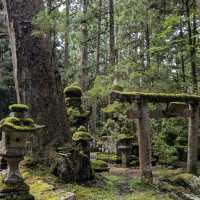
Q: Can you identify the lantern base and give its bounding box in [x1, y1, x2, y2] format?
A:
[0, 179, 34, 200]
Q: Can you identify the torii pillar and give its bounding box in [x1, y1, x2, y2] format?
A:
[137, 101, 153, 183]
[187, 102, 199, 174]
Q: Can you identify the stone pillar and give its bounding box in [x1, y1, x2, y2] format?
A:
[137, 101, 153, 183]
[5, 157, 22, 184]
[187, 102, 199, 174]
[119, 146, 131, 167]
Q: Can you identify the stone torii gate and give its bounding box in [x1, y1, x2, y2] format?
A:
[112, 90, 200, 183]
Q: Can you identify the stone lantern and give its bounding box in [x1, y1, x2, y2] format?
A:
[72, 126, 92, 158]
[117, 128, 133, 168]
[0, 104, 43, 200]
[64, 85, 90, 128]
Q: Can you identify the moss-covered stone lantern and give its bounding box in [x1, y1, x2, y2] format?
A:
[117, 128, 133, 167]
[72, 126, 92, 157]
[0, 104, 43, 200]
[64, 85, 90, 128]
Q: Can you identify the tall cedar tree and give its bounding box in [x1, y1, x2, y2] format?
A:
[2, 0, 69, 159]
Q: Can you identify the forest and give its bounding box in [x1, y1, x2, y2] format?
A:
[1, 0, 200, 200]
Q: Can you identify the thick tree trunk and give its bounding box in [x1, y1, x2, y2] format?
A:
[109, 0, 115, 65]
[2, 0, 68, 157]
[80, 0, 89, 91]
[187, 103, 199, 174]
[137, 102, 153, 183]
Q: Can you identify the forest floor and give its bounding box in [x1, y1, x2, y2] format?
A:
[1, 159, 200, 200]
[20, 160, 174, 200]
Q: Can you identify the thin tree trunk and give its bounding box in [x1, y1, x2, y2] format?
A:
[96, 0, 102, 75]
[2, 0, 68, 159]
[145, 20, 151, 69]
[80, 0, 88, 91]
[186, 1, 198, 93]
[196, 0, 200, 19]
[178, 18, 187, 90]
[109, 0, 115, 65]
[64, 0, 70, 67]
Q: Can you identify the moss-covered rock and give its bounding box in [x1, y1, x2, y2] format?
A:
[91, 160, 109, 172]
[50, 148, 94, 183]
[9, 104, 29, 113]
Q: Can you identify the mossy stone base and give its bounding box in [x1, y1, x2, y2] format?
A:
[0, 180, 34, 200]
[0, 192, 34, 200]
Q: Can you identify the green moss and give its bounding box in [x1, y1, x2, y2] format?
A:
[171, 173, 193, 182]
[117, 134, 133, 142]
[64, 85, 82, 97]
[121, 127, 129, 134]
[67, 107, 90, 118]
[18, 161, 174, 200]
[78, 125, 87, 132]
[0, 174, 29, 192]
[112, 90, 200, 102]
[96, 152, 120, 163]
[91, 160, 109, 172]
[102, 101, 129, 114]
[9, 104, 29, 113]
[154, 167, 184, 178]
[72, 131, 92, 141]
[112, 84, 123, 91]
[0, 117, 43, 132]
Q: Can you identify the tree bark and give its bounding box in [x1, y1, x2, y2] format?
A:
[109, 0, 115, 65]
[96, 0, 102, 75]
[187, 103, 199, 174]
[145, 20, 150, 69]
[2, 0, 69, 158]
[137, 102, 153, 183]
[179, 20, 186, 85]
[64, 0, 70, 67]
[186, 1, 198, 93]
[80, 0, 89, 91]
[196, 0, 200, 19]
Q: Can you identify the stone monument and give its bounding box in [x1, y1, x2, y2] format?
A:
[0, 104, 43, 200]
[117, 128, 133, 167]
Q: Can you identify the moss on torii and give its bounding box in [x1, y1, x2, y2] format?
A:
[111, 90, 200, 103]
